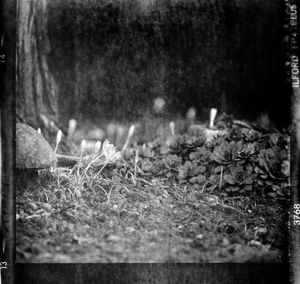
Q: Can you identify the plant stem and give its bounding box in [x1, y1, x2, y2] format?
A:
[219, 166, 223, 189]
[85, 154, 103, 172]
[77, 152, 83, 177]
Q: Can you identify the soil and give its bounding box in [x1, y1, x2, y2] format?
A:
[16, 118, 290, 263]
[16, 166, 289, 263]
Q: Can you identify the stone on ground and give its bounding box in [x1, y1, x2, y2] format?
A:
[16, 123, 57, 169]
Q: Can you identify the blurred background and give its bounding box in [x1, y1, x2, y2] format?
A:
[48, 0, 289, 124]
[17, 0, 290, 148]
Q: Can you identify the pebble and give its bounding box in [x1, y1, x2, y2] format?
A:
[222, 237, 230, 246]
[107, 235, 120, 242]
[196, 234, 204, 240]
[28, 202, 38, 211]
[249, 240, 262, 247]
[41, 203, 52, 212]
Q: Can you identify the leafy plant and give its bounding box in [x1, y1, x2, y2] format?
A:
[169, 134, 206, 155]
[223, 164, 256, 192]
[178, 160, 206, 183]
[257, 148, 288, 180]
[189, 147, 211, 164]
[212, 141, 240, 165]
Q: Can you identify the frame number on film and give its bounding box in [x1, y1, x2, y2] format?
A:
[294, 204, 300, 226]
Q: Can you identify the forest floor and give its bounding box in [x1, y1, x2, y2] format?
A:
[16, 117, 290, 263]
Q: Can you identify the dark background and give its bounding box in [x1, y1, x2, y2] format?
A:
[47, 0, 290, 128]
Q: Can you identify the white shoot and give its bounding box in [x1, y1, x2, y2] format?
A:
[107, 122, 117, 137]
[169, 121, 175, 136]
[67, 119, 77, 140]
[209, 108, 217, 128]
[186, 107, 196, 121]
[122, 125, 135, 152]
[37, 128, 42, 135]
[54, 130, 62, 153]
[94, 141, 102, 154]
[128, 125, 135, 138]
[83, 140, 102, 172]
[153, 97, 166, 113]
[80, 139, 86, 154]
[116, 125, 125, 145]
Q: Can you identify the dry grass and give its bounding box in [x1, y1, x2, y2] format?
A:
[16, 154, 288, 263]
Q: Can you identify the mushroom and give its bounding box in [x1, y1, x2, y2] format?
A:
[16, 123, 57, 171]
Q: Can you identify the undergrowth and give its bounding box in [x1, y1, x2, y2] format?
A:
[16, 118, 290, 263]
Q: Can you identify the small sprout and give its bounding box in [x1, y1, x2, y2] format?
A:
[134, 149, 139, 184]
[106, 122, 117, 137]
[117, 125, 125, 137]
[37, 128, 42, 135]
[153, 97, 166, 113]
[50, 121, 55, 129]
[186, 107, 196, 121]
[128, 125, 135, 138]
[39, 114, 50, 127]
[134, 149, 139, 165]
[77, 139, 86, 176]
[122, 125, 135, 152]
[80, 139, 86, 154]
[116, 125, 125, 145]
[67, 119, 77, 140]
[209, 108, 217, 128]
[169, 121, 175, 136]
[135, 148, 139, 164]
[93, 140, 121, 177]
[54, 130, 62, 153]
[84, 142, 103, 172]
[94, 141, 102, 154]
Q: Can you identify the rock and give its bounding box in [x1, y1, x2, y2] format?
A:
[188, 124, 227, 142]
[232, 119, 252, 129]
[16, 123, 57, 169]
[188, 124, 206, 136]
[204, 128, 227, 142]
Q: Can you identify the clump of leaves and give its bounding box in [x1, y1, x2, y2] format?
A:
[212, 141, 240, 165]
[169, 134, 206, 155]
[223, 164, 256, 193]
[227, 127, 262, 142]
[178, 160, 206, 184]
[189, 147, 211, 164]
[81, 116, 290, 199]
[254, 147, 290, 197]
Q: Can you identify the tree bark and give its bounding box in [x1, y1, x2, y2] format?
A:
[17, 0, 58, 138]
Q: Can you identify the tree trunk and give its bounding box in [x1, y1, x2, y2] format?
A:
[17, 0, 58, 140]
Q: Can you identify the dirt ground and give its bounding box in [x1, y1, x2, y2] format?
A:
[16, 120, 290, 263]
[16, 174, 289, 263]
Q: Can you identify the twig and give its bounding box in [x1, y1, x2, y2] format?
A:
[136, 178, 153, 186]
[219, 166, 223, 189]
[134, 149, 139, 185]
[201, 181, 207, 193]
[43, 189, 49, 203]
[84, 154, 103, 172]
[209, 184, 218, 193]
[56, 153, 97, 168]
